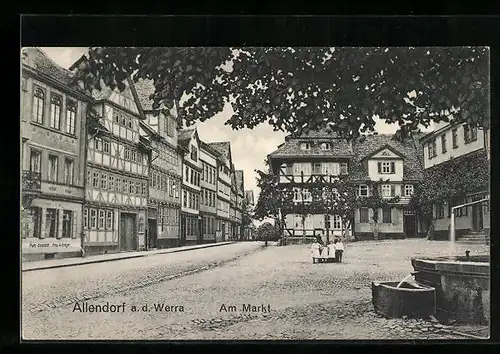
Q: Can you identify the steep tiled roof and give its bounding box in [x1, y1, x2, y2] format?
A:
[208, 142, 231, 160]
[133, 78, 155, 111]
[22, 48, 86, 95]
[350, 134, 424, 181]
[269, 138, 353, 159]
[178, 128, 195, 150]
[268, 129, 425, 181]
[200, 141, 222, 158]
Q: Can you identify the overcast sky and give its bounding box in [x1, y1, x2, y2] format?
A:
[40, 47, 400, 198]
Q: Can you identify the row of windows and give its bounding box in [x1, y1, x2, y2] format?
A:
[185, 166, 201, 186]
[183, 190, 200, 210]
[284, 162, 348, 176]
[300, 141, 334, 151]
[84, 208, 114, 230]
[93, 137, 146, 164]
[113, 111, 135, 129]
[357, 184, 414, 197]
[185, 216, 199, 237]
[150, 169, 180, 198]
[153, 142, 178, 168]
[202, 216, 216, 235]
[30, 149, 74, 185]
[324, 215, 343, 229]
[428, 125, 478, 159]
[359, 207, 392, 224]
[158, 207, 180, 230]
[23, 208, 74, 239]
[32, 86, 77, 135]
[201, 161, 217, 185]
[88, 170, 147, 196]
[433, 198, 483, 219]
[201, 188, 217, 208]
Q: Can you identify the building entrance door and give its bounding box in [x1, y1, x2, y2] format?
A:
[148, 218, 157, 249]
[472, 204, 484, 231]
[120, 213, 137, 251]
[404, 212, 417, 238]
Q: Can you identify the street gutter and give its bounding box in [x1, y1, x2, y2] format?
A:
[22, 242, 236, 272]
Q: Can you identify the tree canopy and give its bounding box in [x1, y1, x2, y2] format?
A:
[73, 47, 489, 140]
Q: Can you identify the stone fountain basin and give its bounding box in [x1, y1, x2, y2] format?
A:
[411, 255, 490, 326]
[372, 281, 436, 319]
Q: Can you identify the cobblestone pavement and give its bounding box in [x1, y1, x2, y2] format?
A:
[22, 239, 489, 340]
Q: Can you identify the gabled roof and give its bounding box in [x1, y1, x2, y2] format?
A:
[268, 130, 353, 159]
[178, 127, 199, 150]
[200, 141, 222, 159]
[360, 143, 406, 161]
[208, 142, 232, 162]
[22, 48, 88, 96]
[350, 133, 425, 181]
[133, 78, 156, 111]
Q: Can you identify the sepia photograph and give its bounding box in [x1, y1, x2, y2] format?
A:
[20, 46, 490, 340]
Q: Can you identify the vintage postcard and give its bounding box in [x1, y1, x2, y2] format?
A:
[20, 46, 490, 340]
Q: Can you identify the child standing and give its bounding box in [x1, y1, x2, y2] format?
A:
[310, 239, 321, 263]
[334, 238, 344, 263]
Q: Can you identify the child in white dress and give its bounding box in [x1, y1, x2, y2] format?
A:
[310, 240, 321, 263]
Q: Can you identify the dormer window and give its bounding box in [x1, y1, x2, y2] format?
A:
[320, 142, 331, 150]
[377, 161, 395, 174]
[300, 142, 311, 150]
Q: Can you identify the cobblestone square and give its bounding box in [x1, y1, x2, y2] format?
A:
[22, 240, 489, 340]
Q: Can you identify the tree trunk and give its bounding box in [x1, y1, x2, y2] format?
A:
[302, 216, 306, 244]
[326, 213, 330, 244]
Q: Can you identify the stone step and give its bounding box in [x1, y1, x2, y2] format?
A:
[460, 235, 488, 239]
[456, 239, 489, 244]
[467, 231, 486, 235]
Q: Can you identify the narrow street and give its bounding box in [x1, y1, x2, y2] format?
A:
[22, 240, 489, 340]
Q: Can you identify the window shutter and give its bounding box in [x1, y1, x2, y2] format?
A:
[391, 185, 396, 196]
[377, 162, 382, 173]
[390, 162, 395, 174]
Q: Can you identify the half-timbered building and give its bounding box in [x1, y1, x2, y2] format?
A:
[208, 142, 233, 242]
[178, 128, 202, 245]
[199, 142, 220, 243]
[268, 130, 426, 243]
[268, 131, 353, 243]
[229, 165, 238, 240]
[71, 57, 149, 255]
[235, 170, 245, 240]
[21, 48, 91, 261]
[134, 79, 182, 249]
